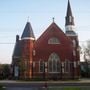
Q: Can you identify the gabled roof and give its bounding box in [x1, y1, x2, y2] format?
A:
[12, 41, 21, 58]
[21, 22, 35, 39]
[36, 22, 72, 46]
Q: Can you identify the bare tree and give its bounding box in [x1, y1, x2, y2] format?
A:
[83, 40, 90, 62]
[81, 40, 90, 77]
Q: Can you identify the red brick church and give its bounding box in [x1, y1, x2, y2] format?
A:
[12, 0, 80, 80]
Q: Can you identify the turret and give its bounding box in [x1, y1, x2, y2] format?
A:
[20, 21, 35, 79]
[21, 22, 35, 40]
[12, 35, 21, 78]
[12, 35, 21, 59]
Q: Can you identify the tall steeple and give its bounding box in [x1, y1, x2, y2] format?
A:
[65, 1, 80, 79]
[65, 0, 74, 26]
[21, 22, 35, 40]
[65, 0, 76, 36]
[66, 0, 73, 17]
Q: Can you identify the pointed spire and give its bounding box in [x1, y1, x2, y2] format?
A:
[65, 0, 74, 26]
[66, 0, 73, 16]
[65, 0, 76, 36]
[12, 39, 21, 58]
[21, 22, 35, 40]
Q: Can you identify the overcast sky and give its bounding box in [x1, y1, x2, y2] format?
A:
[0, 0, 90, 63]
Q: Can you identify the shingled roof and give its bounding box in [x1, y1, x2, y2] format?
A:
[12, 41, 21, 58]
[66, 0, 73, 16]
[21, 22, 35, 39]
[65, 0, 74, 25]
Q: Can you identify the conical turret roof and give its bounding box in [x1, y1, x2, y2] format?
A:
[12, 41, 21, 58]
[21, 22, 35, 40]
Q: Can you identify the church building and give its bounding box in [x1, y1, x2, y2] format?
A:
[12, 0, 80, 80]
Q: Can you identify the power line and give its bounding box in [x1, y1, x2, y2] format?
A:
[0, 43, 15, 44]
[0, 41, 88, 45]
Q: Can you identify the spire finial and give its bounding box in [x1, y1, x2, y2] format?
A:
[27, 16, 29, 22]
[52, 17, 55, 23]
[68, 0, 70, 3]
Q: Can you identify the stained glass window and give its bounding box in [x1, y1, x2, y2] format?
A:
[48, 53, 60, 72]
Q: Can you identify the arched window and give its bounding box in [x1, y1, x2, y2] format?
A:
[48, 37, 60, 44]
[48, 53, 60, 73]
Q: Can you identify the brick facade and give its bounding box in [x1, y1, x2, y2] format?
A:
[12, 0, 80, 80]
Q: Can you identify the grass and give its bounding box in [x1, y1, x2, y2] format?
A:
[0, 85, 6, 90]
[48, 86, 90, 90]
[0, 88, 5, 90]
[63, 87, 81, 90]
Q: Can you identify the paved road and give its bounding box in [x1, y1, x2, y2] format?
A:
[1, 80, 90, 90]
[4, 86, 90, 90]
[1, 81, 90, 87]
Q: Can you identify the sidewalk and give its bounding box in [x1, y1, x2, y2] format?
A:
[0, 78, 90, 83]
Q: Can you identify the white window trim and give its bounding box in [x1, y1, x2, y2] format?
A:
[32, 61, 35, 68]
[48, 37, 60, 44]
[48, 53, 60, 73]
[72, 40, 76, 47]
[39, 60, 44, 73]
[64, 60, 70, 73]
[69, 16, 72, 23]
[73, 50, 76, 56]
[62, 68, 64, 73]
[33, 50, 36, 56]
[74, 61, 77, 68]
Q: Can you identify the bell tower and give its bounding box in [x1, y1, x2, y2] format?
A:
[65, 0, 80, 79]
[65, 0, 75, 35]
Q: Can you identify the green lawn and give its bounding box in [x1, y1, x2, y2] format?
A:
[48, 86, 89, 90]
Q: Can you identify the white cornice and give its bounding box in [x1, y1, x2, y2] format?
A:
[21, 37, 35, 40]
[65, 25, 75, 31]
[66, 33, 77, 36]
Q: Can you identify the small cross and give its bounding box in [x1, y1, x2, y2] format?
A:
[52, 17, 55, 22]
[27, 16, 29, 22]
